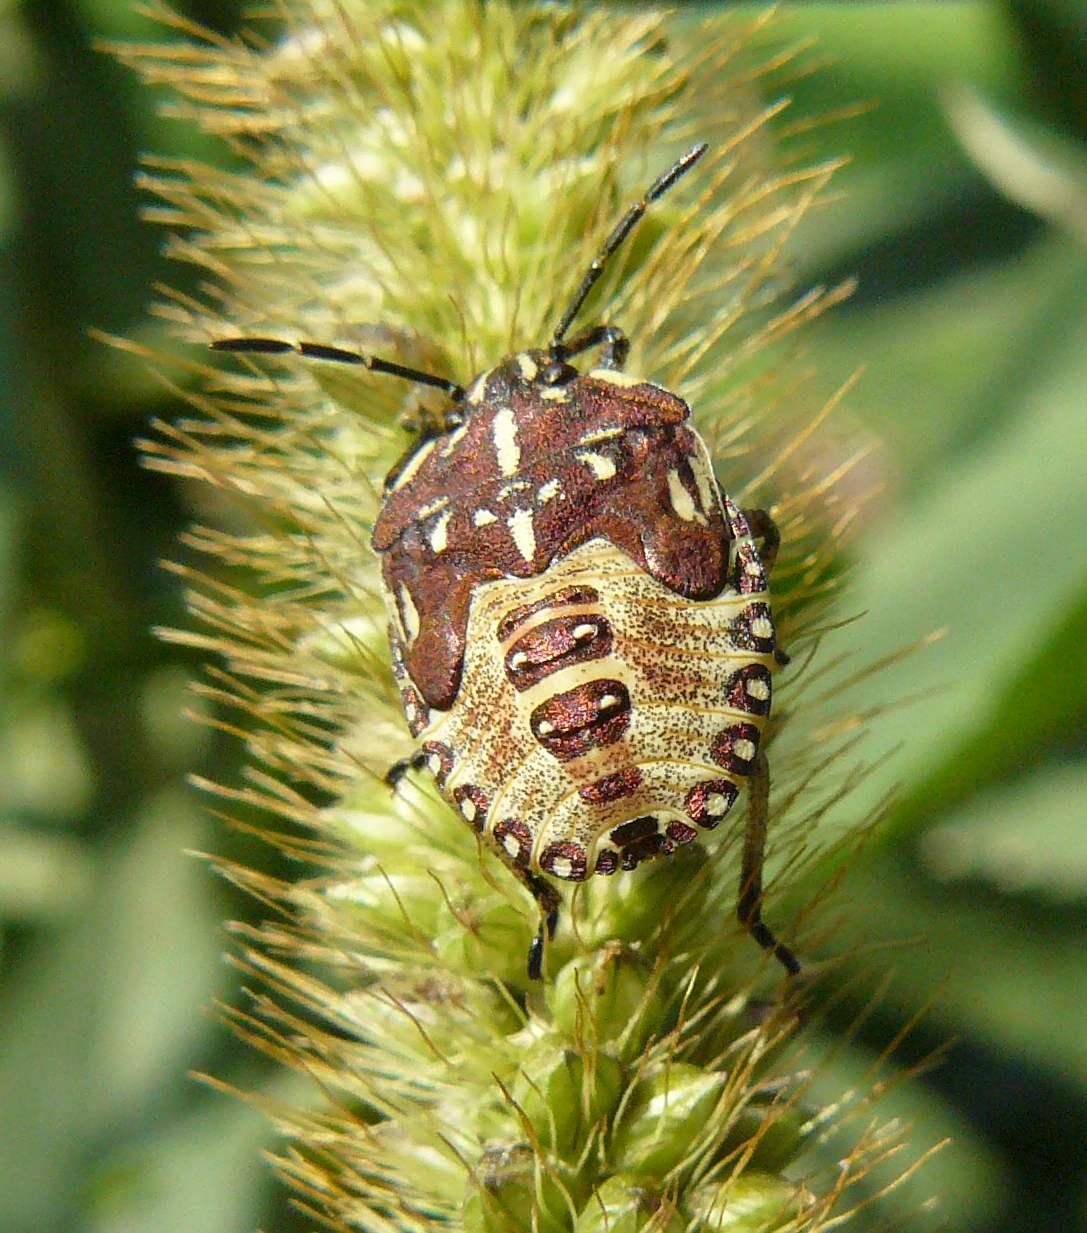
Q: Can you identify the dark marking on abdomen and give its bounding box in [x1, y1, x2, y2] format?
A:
[496, 585, 600, 642]
[579, 765, 643, 805]
[505, 614, 613, 690]
[709, 723, 760, 776]
[530, 678, 631, 761]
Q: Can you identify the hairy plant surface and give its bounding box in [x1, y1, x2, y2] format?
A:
[112, 3, 925, 1230]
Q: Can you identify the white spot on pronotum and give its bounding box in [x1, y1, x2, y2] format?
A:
[466, 373, 489, 404]
[508, 507, 536, 563]
[667, 468, 700, 522]
[428, 509, 452, 554]
[440, 423, 469, 457]
[388, 437, 438, 492]
[733, 738, 757, 763]
[473, 508, 498, 527]
[705, 792, 728, 816]
[578, 426, 623, 446]
[497, 480, 530, 501]
[572, 623, 597, 641]
[551, 856, 574, 878]
[688, 454, 719, 521]
[536, 719, 555, 735]
[576, 450, 616, 481]
[598, 694, 621, 711]
[540, 387, 568, 402]
[588, 367, 646, 388]
[427, 753, 442, 774]
[459, 797, 477, 822]
[537, 478, 561, 504]
[747, 677, 770, 701]
[516, 353, 538, 380]
[398, 584, 420, 642]
[502, 832, 521, 856]
[492, 406, 520, 476]
[416, 496, 449, 520]
[509, 651, 529, 669]
[751, 616, 774, 640]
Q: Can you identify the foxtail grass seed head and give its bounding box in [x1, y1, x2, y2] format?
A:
[115, 1, 928, 1229]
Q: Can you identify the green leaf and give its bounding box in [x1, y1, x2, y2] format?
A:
[85, 1086, 281, 1233]
[0, 792, 229, 1229]
[946, 84, 1087, 243]
[919, 763, 1087, 901]
[833, 851, 1087, 1086]
[885, 584, 1087, 843]
[0, 827, 95, 920]
[816, 243, 1087, 846]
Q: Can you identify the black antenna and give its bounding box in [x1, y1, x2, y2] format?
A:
[211, 337, 466, 401]
[550, 142, 709, 351]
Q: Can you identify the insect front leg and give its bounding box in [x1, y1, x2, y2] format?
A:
[384, 749, 430, 788]
[742, 507, 780, 574]
[555, 324, 629, 370]
[738, 751, 800, 977]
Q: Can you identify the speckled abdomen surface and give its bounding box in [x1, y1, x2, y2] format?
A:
[412, 503, 777, 882]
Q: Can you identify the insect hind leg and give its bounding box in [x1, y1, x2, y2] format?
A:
[486, 840, 561, 981]
[526, 877, 561, 982]
[738, 751, 800, 976]
[385, 752, 560, 979]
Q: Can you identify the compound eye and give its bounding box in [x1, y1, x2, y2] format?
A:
[541, 360, 578, 386]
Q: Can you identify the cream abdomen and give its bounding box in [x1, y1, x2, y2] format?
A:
[418, 533, 777, 882]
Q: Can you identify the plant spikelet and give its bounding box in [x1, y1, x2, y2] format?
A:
[113, 2, 926, 1229]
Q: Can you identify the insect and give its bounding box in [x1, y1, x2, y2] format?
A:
[213, 143, 799, 981]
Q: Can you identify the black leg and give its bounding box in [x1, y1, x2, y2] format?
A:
[384, 750, 429, 789]
[742, 507, 781, 574]
[527, 890, 561, 982]
[387, 750, 561, 980]
[521, 870, 561, 981]
[555, 324, 629, 370]
[486, 846, 561, 981]
[738, 752, 800, 976]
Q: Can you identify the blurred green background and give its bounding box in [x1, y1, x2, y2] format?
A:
[0, 1, 1084, 1231]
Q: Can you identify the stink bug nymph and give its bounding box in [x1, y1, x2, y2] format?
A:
[213, 143, 800, 981]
